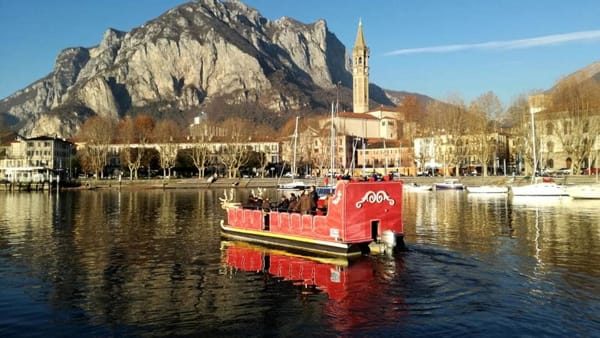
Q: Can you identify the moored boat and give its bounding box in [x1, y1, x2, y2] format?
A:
[277, 180, 311, 190]
[404, 183, 432, 192]
[220, 180, 405, 257]
[510, 182, 568, 196]
[466, 185, 508, 194]
[566, 184, 600, 199]
[434, 179, 464, 190]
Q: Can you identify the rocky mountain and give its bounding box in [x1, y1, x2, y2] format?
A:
[0, 0, 411, 138]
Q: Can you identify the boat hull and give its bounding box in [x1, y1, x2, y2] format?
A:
[566, 185, 600, 199]
[434, 179, 464, 190]
[434, 184, 464, 190]
[404, 184, 432, 192]
[466, 186, 508, 193]
[221, 223, 364, 257]
[511, 183, 567, 196]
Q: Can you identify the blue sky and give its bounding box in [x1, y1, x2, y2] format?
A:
[1, 0, 600, 107]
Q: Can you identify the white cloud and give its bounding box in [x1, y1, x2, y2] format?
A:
[385, 30, 600, 56]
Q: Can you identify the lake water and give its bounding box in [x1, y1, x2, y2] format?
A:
[1, 188, 599, 337]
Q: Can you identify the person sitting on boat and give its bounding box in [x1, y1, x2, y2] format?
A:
[261, 197, 271, 211]
[246, 194, 261, 209]
[288, 196, 299, 213]
[299, 190, 315, 215]
[276, 195, 289, 211]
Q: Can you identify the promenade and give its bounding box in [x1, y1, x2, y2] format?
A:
[67, 174, 600, 190]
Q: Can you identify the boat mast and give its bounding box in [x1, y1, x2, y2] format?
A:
[330, 102, 335, 183]
[530, 107, 537, 182]
[293, 116, 299, 177]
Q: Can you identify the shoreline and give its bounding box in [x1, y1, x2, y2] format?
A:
[52, 174, 599, 191]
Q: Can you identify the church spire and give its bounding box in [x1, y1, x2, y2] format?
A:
[352, 19, 369, 113]
[354, 18, 366, 49]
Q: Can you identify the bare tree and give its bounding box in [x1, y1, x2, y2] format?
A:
[76, 116, 114, 179]
[425, 94, 470, 176]
[469, 91, 503, 176]
[153, 119, 181, 178]
[219, 118, 252, 178]
[253, 123, 277, 178]
[549, 75, 600, 175]
[188, 121, 214, 179]
[505, 94, 534, 175]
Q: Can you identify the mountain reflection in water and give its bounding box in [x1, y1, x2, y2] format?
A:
[0, 189, 598, 336]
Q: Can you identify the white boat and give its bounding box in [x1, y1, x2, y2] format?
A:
[566, 184, 600, 199]
[510, 182, 568, 196]
[277, 181, 311, 190]
[404, 183, 433, 192]
[434, 179, 464, 190]
[466, 185, 508, 194]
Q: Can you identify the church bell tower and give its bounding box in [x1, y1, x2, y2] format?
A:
[352, 19, 369, 113]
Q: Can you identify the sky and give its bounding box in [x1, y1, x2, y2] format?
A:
[2, 0, 600, 107]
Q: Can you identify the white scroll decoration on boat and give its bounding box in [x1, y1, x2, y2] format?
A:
[330, 190, 343, 205]
[355, 190, 395, 208]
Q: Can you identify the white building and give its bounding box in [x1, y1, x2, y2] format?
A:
[0, 135, 74, 182]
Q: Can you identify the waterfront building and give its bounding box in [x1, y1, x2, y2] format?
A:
[0, 135, 74, 182]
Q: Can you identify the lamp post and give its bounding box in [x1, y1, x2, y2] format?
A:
[362, 139, 367, 177]
[351, 137, 360, 176]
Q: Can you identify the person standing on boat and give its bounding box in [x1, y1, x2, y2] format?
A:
[261, 197, 271, 230]
[288, 193, 299, 212]
[309, 186, 319, 214]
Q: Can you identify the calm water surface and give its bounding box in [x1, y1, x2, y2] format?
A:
[0, 188, 599, 337]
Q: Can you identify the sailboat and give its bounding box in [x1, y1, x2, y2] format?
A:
[278, 116, 310, 191]
[315, 102, 338, 196]
[565, 184, 600, 199]
[511, 108, 567, 197]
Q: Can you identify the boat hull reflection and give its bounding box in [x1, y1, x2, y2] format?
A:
[221, 240, 404, 303]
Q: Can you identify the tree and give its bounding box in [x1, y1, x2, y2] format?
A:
[76, 116, 114, 179]
[117, 115, 155, 179]
[153, 119, 181, 178]
[469, 91, 503, 176]
[506, 94, 534, 175]
[219, 118, 253, 178]
[425, 94, 470, 176]
[549, 75, 600, 175]
[188, 119, 215, 179]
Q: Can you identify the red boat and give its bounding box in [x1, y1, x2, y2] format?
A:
[220, 180, 405, 257]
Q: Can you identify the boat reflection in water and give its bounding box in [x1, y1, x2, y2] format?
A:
[221, 240, 407, 331]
